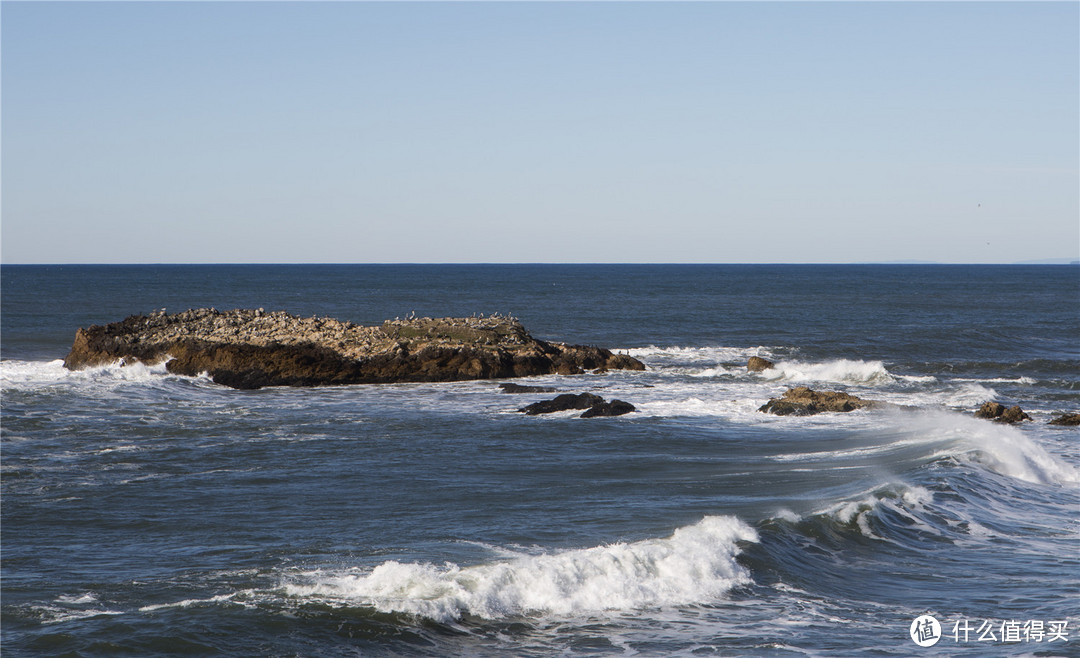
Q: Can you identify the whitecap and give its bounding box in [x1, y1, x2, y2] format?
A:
[941, 383, 999, 407]
[623, 346, 782, 375]
[816, 483, 937, 541]
[0, 357, 210, 393]
[903, 410, 1078, 486]
[138, 593, 241, 613]
[283, 515, 758, 622]
[760, 359, 895, 386]
[952, 376, 1037, 385]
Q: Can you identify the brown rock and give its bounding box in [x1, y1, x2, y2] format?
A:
[975, 401, 1031, 423]
[63, 309, 646, 390]
[747, 356, 775, 372]
[975, 402, 1007, 419]
[1049, 413, 1080, 426]
[997, 405, 1031, 424]
[758, 386, 876, 416]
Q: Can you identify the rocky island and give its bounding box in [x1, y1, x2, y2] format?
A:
[63, 309, 644, 390]
[758, 386, 878, 416]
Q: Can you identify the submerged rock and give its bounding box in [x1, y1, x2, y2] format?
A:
[499, 382, 558, 394]
[63, 309, 645, 390]
[747, 356, 775, 372]
[1049, 413, 1080, 426]
[758, 387, 876, 416]
[975, 401, 1031, 424]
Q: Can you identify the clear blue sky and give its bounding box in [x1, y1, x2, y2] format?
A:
[2, 1, 1077, 264]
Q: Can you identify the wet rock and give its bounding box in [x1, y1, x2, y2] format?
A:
[499, 382, 558, 394]
[758, 387, 876, 416]
[518, 393, 636, 418]
[998, 405, 1032, 424]
[63, 309, 646, 390]
[974, 402, 1007, 419]
[519, 393, 604, 415]
[747, 356, 775, 372]
[1049, 413, 1080, 426]
[580, 399, 636, 418]
[975, 401, 1031, 423]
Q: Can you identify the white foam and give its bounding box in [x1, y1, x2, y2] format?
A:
[904, 410, 1078, 486]
[56, 592, 99, 605]
[1, 359, 73, 386]
[953, 376, 1037, 385]
[624, 345, 777, 367]
[761, 359, 896, 386]
[689, 365, 741, 378]
[284, 515, 758, 622]
[0, 358, 208, 392]
[38, 606, 124, 624]
[138, 593, 239, 613]
[35, 592, 123, 624]
[942, 383, 999, 407]
[819, 484, 936, 540]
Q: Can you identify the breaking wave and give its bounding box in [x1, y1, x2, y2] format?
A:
[283, 515, 758, 622]
[0, 358, 208, 393]
[759, 359, 933, 386]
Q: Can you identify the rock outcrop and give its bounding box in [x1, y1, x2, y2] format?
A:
[747, 356, 775, 372]
[499, 382, 559, 394]
[1049, 413, 1080, 426]
[580, 399, 636, 418]
[519, 393, 605, 415]
[974, 402, 1031, 424]
[63, 309, 645, 390]
[759, 387, 876, 416]
[518, 393, 635, 418]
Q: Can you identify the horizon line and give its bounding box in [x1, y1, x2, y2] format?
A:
[3, 261, 1079, 267]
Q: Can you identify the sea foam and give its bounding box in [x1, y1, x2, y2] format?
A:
[284, 515, 758, 622]
[0, 358, 206, 393]
[905, 410, 1079, 486]
[760, 359, 898, 386]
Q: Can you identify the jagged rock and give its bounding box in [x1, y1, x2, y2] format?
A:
[974, 402, 1007, 419]
[747, 356, 775, 372]
[499, 382, 558, 394]
[758, 387, 876, 416]
[1049, 413, 1080, 426]
[997, 406, 1031, 424]
[63, 309, 645, 390]
[580, 399, 636, 418]
[519, 393, 604, 415]
[975, 401, 1031, 423]
[519, 393, 636, 418]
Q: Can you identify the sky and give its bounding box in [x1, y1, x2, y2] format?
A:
[2, 1, 1078, 264]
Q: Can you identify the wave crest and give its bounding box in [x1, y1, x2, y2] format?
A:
[0, 358, 208, 392]
[761, 359, 897, 386]
[284, 515, 758, 622]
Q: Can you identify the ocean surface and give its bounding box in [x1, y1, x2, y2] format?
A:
[2, 264, 1078, 657]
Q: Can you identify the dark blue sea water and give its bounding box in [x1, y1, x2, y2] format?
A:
[2, 264, 1078, 656]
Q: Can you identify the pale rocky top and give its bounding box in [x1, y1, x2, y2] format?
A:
[130, 308, 534, 358]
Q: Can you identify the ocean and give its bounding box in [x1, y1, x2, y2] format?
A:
[2, 264, 1077, 656]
